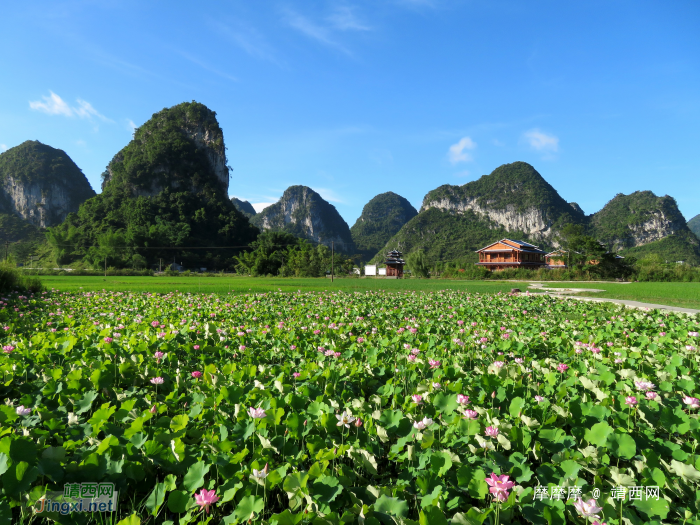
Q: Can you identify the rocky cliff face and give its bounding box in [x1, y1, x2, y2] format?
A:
[590, 191, 694, 250]
[420, 162, 584, 241]
[0, 140, 95, 228]
[251, 186, 354, 252]
[101, 102, 229, 197]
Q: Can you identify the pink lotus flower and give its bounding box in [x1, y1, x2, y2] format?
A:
[191, 371, 202, 379]
[432, 382, 441, 389]
[194, 488, 219, 514]
[689, 331, 699, 337]
[357, 337, 364, 343]
[150, 377, 164, 385]
[293, 372, 301, 378]
[457, 394, 469, 405]
[635, 381, 655, 391]
[574, 498, 602, 518]
[16, 405, 31, 415]
[646, 392, 657, 401]
[149, 405, 157, 413]
[413, 417, 433, 430]
[408, 355, 417, 362]
[686, 345, 697, 351]
[248, 407, 267, 418]
[2, 345, 13, 354]
[463, 409, 478, 419]
[429, 359, 440, 369]
[557, 363, 568, 373]
[515, 358, 523, 364]
[411, 394, 423, 404]
[625, 396, 638, 406]
[103, 337, 113, 343]
[485, 426, 499, 437]
[493, 361, 505, 368]
[535, 395, 545, 403]
[683, 396, 700, 409]
[354, 418, 363, 427]
[485, 473, 515, 502]
[659, 332, 666, 337]
[193, 345, 200, 350]
[154, 351, 164, 359]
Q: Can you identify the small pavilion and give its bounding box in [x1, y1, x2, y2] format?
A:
[384, 249, 406, 278]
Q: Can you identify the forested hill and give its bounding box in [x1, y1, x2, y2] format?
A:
[0, 140, 95, 230]
[251, 186, 355, 253]
[351, 192, 417, 261]
[689, 214, 700, 238]
[590, 191, 700, 264]
[231, 197, 256, 218]
[46, 101, 258, 270]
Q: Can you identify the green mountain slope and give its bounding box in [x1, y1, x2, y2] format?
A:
[231, 197, 256, 218]
[351, 192, 417, 260]
[689, 214, 700, 238]
[47, 101, 258, 269]
[251, 186, 354, 252]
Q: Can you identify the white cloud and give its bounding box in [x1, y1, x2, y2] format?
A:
[283, 8, 350, 54]
[29, 91, 73, 116]
[328, 6, 371, 31]
[448, 136, 476, 164]
[523, 129, 559, 152]
[314, 187, 344, 203]
[0, 144, 7, 152]
[29, 91, 112, 122]
[126, 119, 137, 135]
[252, 202, 275, 213]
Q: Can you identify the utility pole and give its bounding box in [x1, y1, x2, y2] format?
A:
[331, 241, 334, 283]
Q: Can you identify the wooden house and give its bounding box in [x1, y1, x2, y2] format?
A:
[476, 239, 546, 271]
[545, 249, 568, 269]
[384, 249, 406, 278]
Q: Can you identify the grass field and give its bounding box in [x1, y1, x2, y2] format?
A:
[38, 275, 520, 295]
[534, 281, 700, 310]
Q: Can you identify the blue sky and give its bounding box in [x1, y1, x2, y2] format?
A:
[1, 0, 699, 225]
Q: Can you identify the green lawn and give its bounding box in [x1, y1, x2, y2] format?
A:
[39, 275, 519, 295]
[533, 281, 700, 310]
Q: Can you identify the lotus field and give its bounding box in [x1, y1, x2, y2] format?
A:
[2, 289, 700, 525]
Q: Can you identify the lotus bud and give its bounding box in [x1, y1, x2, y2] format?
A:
[491, 391, 496, 399]
[354, 418, 363, 427]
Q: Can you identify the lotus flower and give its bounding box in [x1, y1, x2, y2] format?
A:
[646, 391, 658, 401]
[248, 407, 267, 419]
[16, 405, 31, 416]
[485, 426, 499, 437]
[485, 473, 515, 502]
[251, 463, 269, 480]
[625, 396, 638, 406]
[67, 413, 79, 425]
[463, 409, 478, 419]
[191, 371, 202, 378]
[635, 381, 655, 391]
[683, 396, 700, 409]
[150, 377, 164, 385]
[428, 359, 440, 369]
[557, 363, 568, 373]
[411, 394, 423, 404]
[194, 488, 219, 514]
[336, 410, 356, 428]
[293, 372, 301, 378]
[354, 418, 363, 427]
[574, 498, 602, 518]
[457, 394, 469, 405]
[154, 351, 164, 359]
[535, 395, 545, 403]
[493, 361, 505, 368]
[413, 417, 433, 430]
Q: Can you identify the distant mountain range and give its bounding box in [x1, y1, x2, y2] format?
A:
[0, 100, 698, 267]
